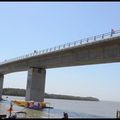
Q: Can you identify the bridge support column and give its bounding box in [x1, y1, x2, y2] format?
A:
[0, 74, 4, 100]
[25, 68, 46, 102]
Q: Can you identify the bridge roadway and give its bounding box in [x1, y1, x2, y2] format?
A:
[0, 30, 120, 102]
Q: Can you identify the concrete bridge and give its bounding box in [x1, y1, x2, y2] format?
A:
[0, 29, 120, 102]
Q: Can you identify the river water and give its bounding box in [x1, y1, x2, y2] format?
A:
[0, 95, 120, 118]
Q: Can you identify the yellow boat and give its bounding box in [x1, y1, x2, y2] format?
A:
[12, 100, 46, 110]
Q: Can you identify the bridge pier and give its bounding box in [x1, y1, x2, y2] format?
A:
[25, 68, 46, 102]
[0, 74, 4, 100]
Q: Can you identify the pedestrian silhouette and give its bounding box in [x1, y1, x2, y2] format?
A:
[62, 112, 68, 119]
[111, 28, 115, 36]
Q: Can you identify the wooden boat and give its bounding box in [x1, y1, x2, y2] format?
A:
[12, 100, 47, 110]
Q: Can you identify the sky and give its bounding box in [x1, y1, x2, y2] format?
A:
[0, 2, 120, 102]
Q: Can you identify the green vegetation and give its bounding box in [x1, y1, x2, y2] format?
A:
[2, 88, 99, 101]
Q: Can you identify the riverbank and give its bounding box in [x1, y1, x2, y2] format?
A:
[2, 88, 99, 101]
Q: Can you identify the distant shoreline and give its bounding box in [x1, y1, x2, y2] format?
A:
[2, 88, 99, 101]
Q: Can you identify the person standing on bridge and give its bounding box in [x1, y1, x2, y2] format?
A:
[111, 28, 115, 37]
[34, 50, 37, 54]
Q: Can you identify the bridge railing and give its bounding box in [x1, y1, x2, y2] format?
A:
[1, 29, 120, 65]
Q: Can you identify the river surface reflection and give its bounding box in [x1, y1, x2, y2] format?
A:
[0, 95, 120, 118]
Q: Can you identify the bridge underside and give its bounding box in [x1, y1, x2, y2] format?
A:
[0, 37, 120, 75]
[0, 36, 120, 102]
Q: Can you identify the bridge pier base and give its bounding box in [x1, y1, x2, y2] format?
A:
[25, 68, 46, 102]
[0, 74, 4, 100]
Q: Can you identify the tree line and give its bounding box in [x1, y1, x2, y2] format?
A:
[2, 88, 99, 101]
